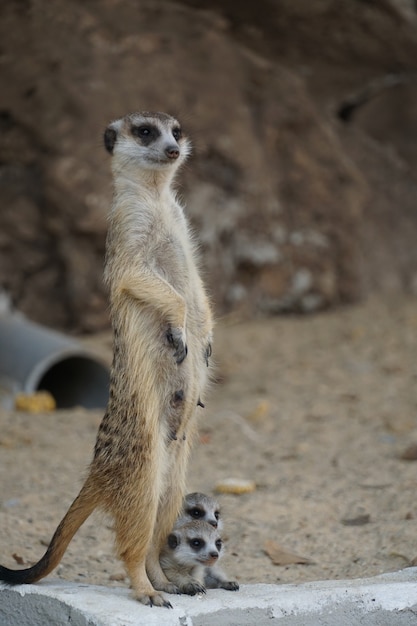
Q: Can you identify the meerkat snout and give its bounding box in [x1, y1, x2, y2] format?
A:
[165, 145, 180, 159]
[207, 519, 217, 528]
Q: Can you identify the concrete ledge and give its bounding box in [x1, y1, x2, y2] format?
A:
[1, 568, 417, 626]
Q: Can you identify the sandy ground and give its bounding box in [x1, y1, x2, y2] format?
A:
[1, 295, 417, 593]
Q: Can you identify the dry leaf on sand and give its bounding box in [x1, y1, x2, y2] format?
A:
[264, 540, 313, 565]
[399, 444, 417, 461]
[12, 553, 26, 565]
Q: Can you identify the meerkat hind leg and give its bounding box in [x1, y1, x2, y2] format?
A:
[113, 485, 173, 607]
[147, 450, 190, 594]
[125, 554, 173, 608]
[147, 544, 181, 596]
[146, 525, 183, 595]
[145, 501, 182, 595]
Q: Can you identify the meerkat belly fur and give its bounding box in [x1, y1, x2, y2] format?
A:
[0, 111, 213, 609]
[160, 492, 239, 593]
[160, 519, 239, 595]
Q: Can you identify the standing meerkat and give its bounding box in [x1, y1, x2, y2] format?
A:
[0, 111, 213, 608]
[160, 520, 239, 595]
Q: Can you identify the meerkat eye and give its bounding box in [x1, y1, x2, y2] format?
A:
[214, 511, 220, 520]
[189, 507, 202, 518]
[190, 538, 204, 549]
[172, 127, 182, 141]
[132, 125, 151, 138]
[215, 539, 222, 550]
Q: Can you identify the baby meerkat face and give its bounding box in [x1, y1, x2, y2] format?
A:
[104, 111, 191, 170]
[188, 534, 222, 566]
[167, 520, 223, 567]
[183, 492, 222, 530]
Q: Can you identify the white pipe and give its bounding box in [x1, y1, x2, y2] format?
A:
[0, 312, 109, 409]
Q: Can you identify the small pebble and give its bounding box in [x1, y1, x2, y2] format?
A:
[399, 444, 417, 461]
[214, 478, 256, 494]
[15, 391, 56, 413]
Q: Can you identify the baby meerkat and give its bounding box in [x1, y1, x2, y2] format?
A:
[177, 492, 222, 530]
[0, 112, 213, 609]
[160, 520, 239, 595]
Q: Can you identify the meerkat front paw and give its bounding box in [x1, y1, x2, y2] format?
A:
[220, 580, 239, 591]
[180, 580, 206, 595]
[166, 327, 188, 364]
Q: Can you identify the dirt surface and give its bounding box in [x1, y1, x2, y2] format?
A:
[1, 295, 417, 592]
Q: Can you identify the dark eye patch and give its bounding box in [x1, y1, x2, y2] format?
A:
[187, 507, 203, 519]
[131, 124, 160, 145]
[189, 538, 205, 550]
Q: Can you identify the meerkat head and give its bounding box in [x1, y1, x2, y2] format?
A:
[181, 492, 222, 530]
[167, 520, 223, 567]
[103, 111, 191, 173]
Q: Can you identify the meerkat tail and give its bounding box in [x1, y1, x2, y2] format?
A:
[0, 478, 98, 585]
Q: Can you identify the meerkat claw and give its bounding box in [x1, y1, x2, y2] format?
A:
[204, 342, 212, 366]
[135, 592, 173, 608]
[166, 328, 188, 364]
[175, 343, 188, 364]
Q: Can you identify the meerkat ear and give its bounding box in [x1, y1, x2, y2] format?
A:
[104, 127, 117, 155]
[167, 532, 180, 550]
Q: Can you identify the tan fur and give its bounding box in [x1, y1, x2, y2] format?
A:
[0, 111, 212, 608]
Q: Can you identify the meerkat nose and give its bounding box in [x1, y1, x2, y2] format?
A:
[165, 145, 180, 159]
[209, 520, 218, 528]
[209, 551, 219, 560]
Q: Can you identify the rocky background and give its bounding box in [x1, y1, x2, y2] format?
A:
[1, 0, 417, 332]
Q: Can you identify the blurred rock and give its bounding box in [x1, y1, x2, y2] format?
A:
[1, 0, 417, 331]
